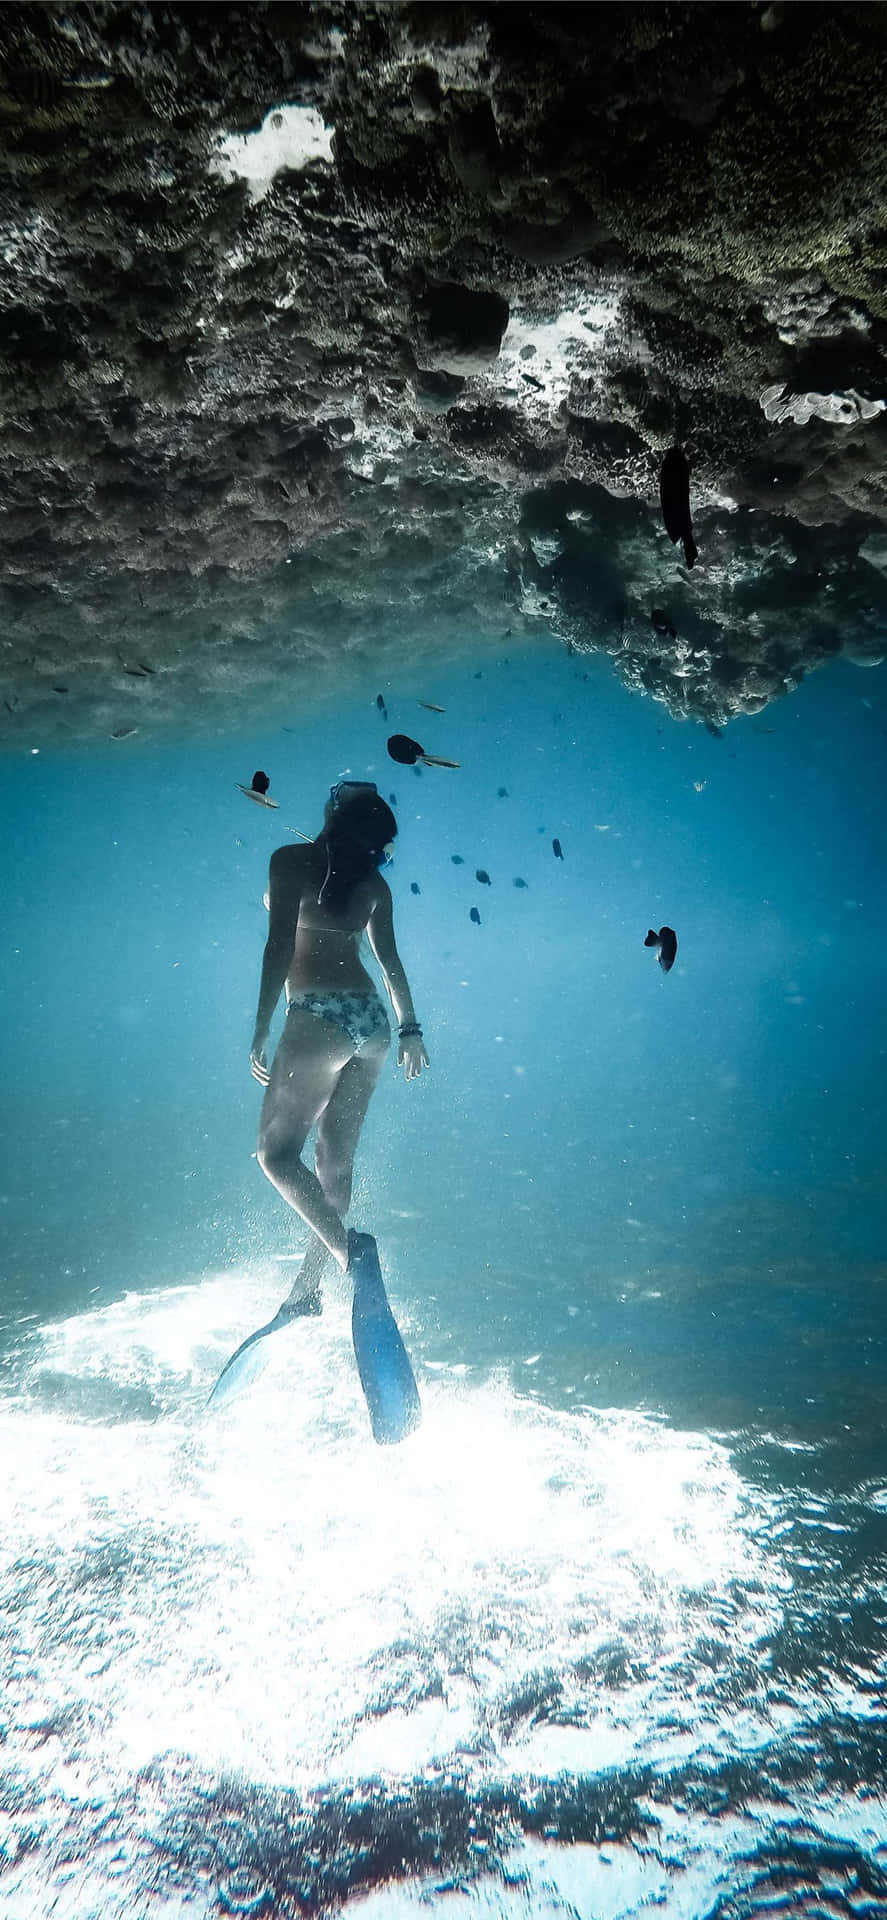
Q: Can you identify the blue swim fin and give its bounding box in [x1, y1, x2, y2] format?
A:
[207, 1290, 321, 1411]
[348, 1230, 421, 1445]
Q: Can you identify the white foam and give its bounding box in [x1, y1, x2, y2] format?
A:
[0, 1274, 786, 1803]
[212, 104, 333, 202]
[759, 382, 884, 427]
[495, 297, 623, 416]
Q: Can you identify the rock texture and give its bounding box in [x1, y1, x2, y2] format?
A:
[0, 0, 885, 742]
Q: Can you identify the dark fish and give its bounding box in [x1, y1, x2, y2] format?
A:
[470, 907, 481, 925]
[237, 771, 279, 809]
[552, 838, 564, 860]
[497, 786, 509, 797]
[410, 881, 420, 895]
[475, 868, 491, 885]
[451, 854, 464, 865]
[705, 720, 723, 738]
[644, 926, 678, 973]
[376, 693, 388, 718]
[389, 792, 397, 804]
[418, 700, 445, 713]
[474, 671, 483, 679]
[651, 608, 677, 638]
[412, 763, 423, 777]
[513, 877, 528, 888]
[387, 733, 459, 769]
[659, 447, 697, 569]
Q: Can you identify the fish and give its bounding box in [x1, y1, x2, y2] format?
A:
[470, 907, 481, 925]
[238, 770, 279, 809]
[111, 726, 138, 739]
[659, 447, 697, 569]
[651, 608, 677, 637]
[644, 926, 678, 972]
[451, 854, 464, 865]
[705, 720, 722, 738]
[418, 700, 445, 713]
[376, 693, 388, 718]
[387, 733, 459, 768]
[389, 792, 398, 804]
[475, 868, 491, 885]
[694, 780, 706, 793]
[552, 838, 564, 860]
[513, 877, 528, 888]
[410, 881, 420, 894]
[497, 786, 509, 797]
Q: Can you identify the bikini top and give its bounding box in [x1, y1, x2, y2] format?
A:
[296, 911, 363, 941]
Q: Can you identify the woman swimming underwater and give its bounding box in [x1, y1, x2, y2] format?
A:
[250, 781, 429, 1310]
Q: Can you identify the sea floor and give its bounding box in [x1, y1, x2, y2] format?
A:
[1, 1262, 884, 1916]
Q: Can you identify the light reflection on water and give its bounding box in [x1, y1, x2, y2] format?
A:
[1, 1274, 884, 1916]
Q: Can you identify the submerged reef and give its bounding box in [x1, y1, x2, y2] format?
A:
[0, 0, 885, 741]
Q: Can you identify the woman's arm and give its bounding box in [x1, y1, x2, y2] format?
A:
[367, 881, 429, 1079]
[366, 880, 416, 1026]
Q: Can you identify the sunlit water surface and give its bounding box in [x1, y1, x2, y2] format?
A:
[1, 644, 885, 1914]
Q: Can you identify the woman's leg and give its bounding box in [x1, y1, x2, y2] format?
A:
[281, 1042, 389, 1305]
[314, 1044, 389, 1215]
[281, 1231, 328, 1313]
[256, 1010, 356, 1269]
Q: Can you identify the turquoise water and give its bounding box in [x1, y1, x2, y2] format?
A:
[1, 641, 885, 1914]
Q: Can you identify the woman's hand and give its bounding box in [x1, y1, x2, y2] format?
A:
[250, 1044, 271, 1086]
[398, 1033, 429, 1081]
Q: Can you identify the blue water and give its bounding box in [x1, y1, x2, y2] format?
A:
[1, 641, 885, 1915]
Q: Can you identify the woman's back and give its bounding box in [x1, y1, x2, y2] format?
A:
[278, 845, 386, 993]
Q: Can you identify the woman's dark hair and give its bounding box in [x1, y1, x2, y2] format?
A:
[318, 791, 397, 912]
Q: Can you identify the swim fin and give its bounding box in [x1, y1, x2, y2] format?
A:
[207, 1290, 321, 1411]
[348, 1229, 421, 1445]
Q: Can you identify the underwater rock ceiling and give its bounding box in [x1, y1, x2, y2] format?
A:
[0, 0, 886, 742]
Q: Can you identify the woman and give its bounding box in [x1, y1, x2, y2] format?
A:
[250, 780, 429, 1311]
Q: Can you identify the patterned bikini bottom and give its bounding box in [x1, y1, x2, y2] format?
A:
[285, 988, 391, 1054]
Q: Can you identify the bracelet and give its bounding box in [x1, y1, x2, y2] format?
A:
[398, 1022, 423, 1038]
